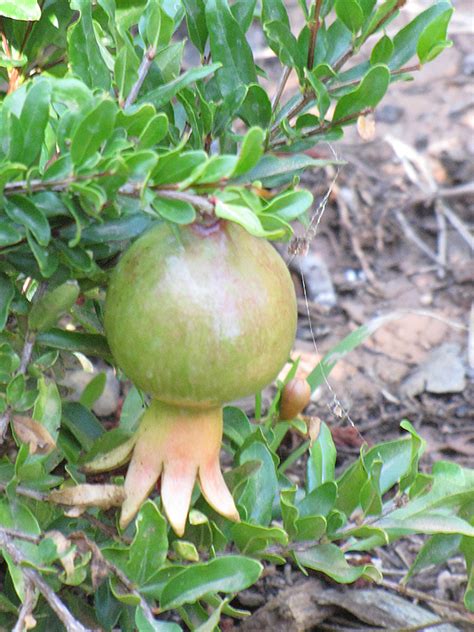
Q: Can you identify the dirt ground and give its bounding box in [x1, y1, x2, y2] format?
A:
[230, 2, 474, 630]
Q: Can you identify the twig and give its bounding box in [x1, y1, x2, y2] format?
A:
[124, 46, 156, 108]
[154, 189, 215, 216]
[271, 107, 372, 149]
[74, 533, 156, 627]
[411, 180, 474, 205]
[440, 203, 474, 252]
[12, 579, 36, 632]
[0, 526, 40, 543]
[394, 209, 446, 267]
[4, 177, 216, 217]
[381, 578, 474, 617]
[332, 0, 407, 75]
[434, 200, 447, 279]
[307, 0, 323, 71]
[329, 64, 421, 94]
[0, 531, 90, 632]
[271, 66, 292, 113]
[0, 481, 46, 501]
[0, 282, 47, 442]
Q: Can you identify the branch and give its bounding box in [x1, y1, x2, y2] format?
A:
[12, 579, 36, 632]
[0, 282, 47, 442]
[0, 531, 89, 632]
[307, 0, 323, 71]
[271, 66, 292, 113]
[332, 0, 407, 75]
[73, 533, 157, 628]
[124, 46, 156, 109]
[329, 64, 421, 94]
[270, 107, 373, 149]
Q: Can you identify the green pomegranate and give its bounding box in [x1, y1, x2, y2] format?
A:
[87, 220, 297, 535]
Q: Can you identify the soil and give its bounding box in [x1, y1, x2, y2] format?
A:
[229, 2, 474, 630]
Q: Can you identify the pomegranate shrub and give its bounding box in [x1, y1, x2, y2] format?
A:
[0, 2, 467, 631]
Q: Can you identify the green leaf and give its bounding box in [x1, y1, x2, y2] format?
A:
[417, 9, 453, 64]
[61, 401, 104, 451]
[183, 0, 208, 53]
[0, 220, 24, 246]
[238, 153, 339, 184]
[335, 0, 364, 34]
[138, 113, 169, 149]
[296, 543, 382, 583]
[460, 535, 474, 612]
[127, 501, 168, 586]
[36, 329, 111, 360]
[0, 273, 14, 331]
[405, 533, 462, 582]
[13, 79, 51, 166]
[390, 2, 453, 69]
[68, 0, 111, 90]
[71, 99, 117, 165]
[153, 197, 196, 225]
[135, 607, 182, 631]
[143, 64, 221, 110]
[232, 127, 265, 177]
[160, 556, 262, 609]
[29, 281, 80, 332]
[263, 20, 304, 76]
[215, 200, 283, 240]
[239, 84, 272, 128]
[26, 233, 58, 278]
[307, 422, 336, 492]
[205, 0, 257, 94]
[237, 437, 278, 524]
[371, 35, 394, 65]
[115, 40, 140, 102]
[0, 0, 41, 20]
[305, 70, 331, 121]
[79, 372, 106, 409]
[33, 377, 61, 442]
[262, 190, 313, 221]
[232, 522, 288, 555]
[332, 65, 390, 123]
[5, 195, 50, 246]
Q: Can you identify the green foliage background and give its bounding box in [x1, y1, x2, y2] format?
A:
[1, 1, 472, 630]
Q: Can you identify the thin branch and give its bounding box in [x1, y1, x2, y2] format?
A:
[124, 46, 156, 109]
[332, 0, 407, 75]
[270, 107, 373, 149]
[307, 0, 323, 71]
[271, 66, 292, 113]
[329, 64, 421, 94]
[0, 481, 46, 501]
[0, 526, 41, 543]
[0, 531, 89, 632]
[12, 579, 36, 632]
[73, 533, 157, 627]
[381, 579, 474, 617]
[154, 189, 215, 216]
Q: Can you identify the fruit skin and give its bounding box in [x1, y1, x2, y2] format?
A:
[279, 378, 311, 420]
[105, 220, 297, 407]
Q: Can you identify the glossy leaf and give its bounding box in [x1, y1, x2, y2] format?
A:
[307, 422, 337, 492]
[0, 273, 14, 331]
[160, 556, 262, 609]
[232, 127, 265, 177]
[206, 0, 257, 93]
[5, 196, 50, 246]
[332, 65, 390, 123]
[417, 9, 453, 64]
[296, 543, 382, 583]
[29, 281, 80, 332]
[144, 64, 220, 109]
[71, 99, 117, 165]
[127, 501, 168, 586]
[0, 0, 41, 20]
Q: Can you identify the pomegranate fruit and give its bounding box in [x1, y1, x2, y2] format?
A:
[91, 220, 297, 535]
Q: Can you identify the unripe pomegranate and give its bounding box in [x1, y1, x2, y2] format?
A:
[97, 220, 297, 535]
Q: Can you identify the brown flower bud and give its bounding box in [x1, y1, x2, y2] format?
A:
[279, 378, 311, 420]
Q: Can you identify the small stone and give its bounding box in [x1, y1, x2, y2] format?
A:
[419, 293, 433, 306]
[462, 52, 474, 76]
[376, 104, 404, 124]
[400, 343, 466, 398]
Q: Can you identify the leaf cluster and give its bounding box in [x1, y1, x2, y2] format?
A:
[0, 1, 466, 630]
